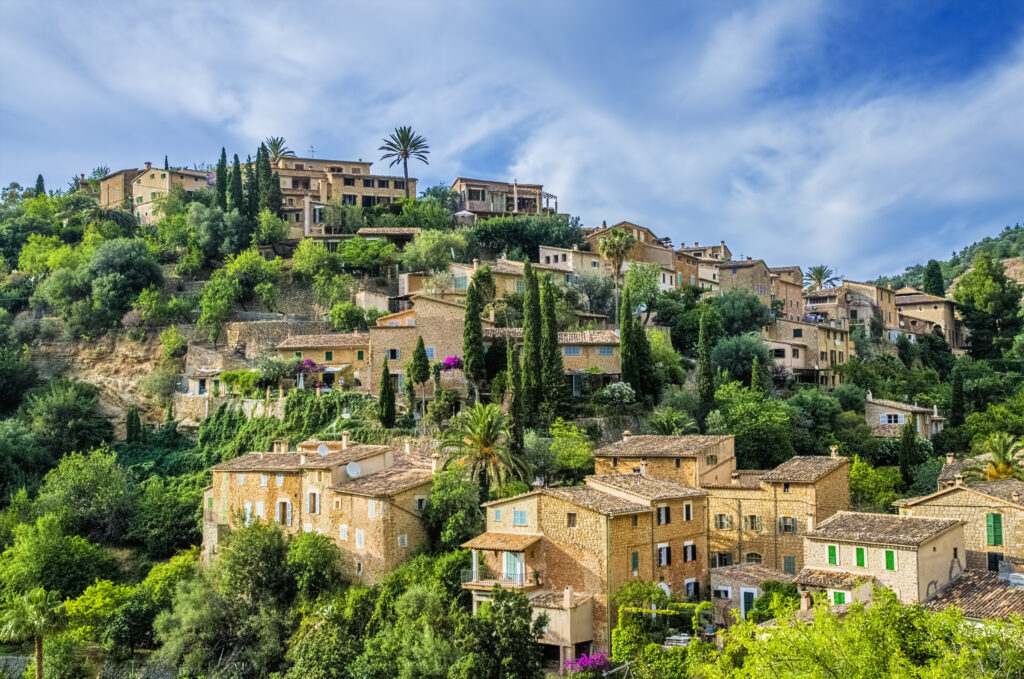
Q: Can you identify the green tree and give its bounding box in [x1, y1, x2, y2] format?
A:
[409, 336, 431, 417]
[540, 277, 567, 418]
[707, 382, 795, 469]
[0, 587, 66, 679]
[197, 268, 239, 345]
[0, 421, 50, 505]
[711, 333, 770, 386]
[506, 343, 525, 458]
[423, 468, 483, 552]
[696, 307, 714, 432]
[129, 475, 203, 559]
[215, 147, 227, 209]
[378, 357, 396, 428]
[253, 208, 288, 247]
[19, 379, 112, 456]
[257, 143, 273, 213]
[229, 153, 244, 213]
[749, 580, 799, 624]
[646, 407, 698, 435]
[34, 174, 45, 195]
[710, 288, 774, 336]
[549, 418, 594, 484]
[401, 229, 468, 272]
[953, 252, 1024, 358]
[0, 345, 37, 414]
[973, 433, 1024, 481]
[462, 280, 486, 397]
[620, 286, 639, 394]
[922, 259, 945, 296]
[287, 532, 344, 601]
[441, 403, 527, 488]
[898, 421, 919, 487]
[379, 126, 430, 199]
[245, 153, 259, 220]
[521, 261, 543, 422]
[451, 586, 547, 679]
[264, 136, 295, 165]
[597, 228, 637, 289]
[949, 367, 965, 427]
[624, 262, 661, 325]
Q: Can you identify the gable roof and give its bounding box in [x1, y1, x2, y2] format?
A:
[541, 486, 649, 516]
[461, 532, 542, 552]
[586, 474, 707, 500]
[895, 479, 1024, 509]
[760, 456, 848, 483]
[921, 569, 1024, 619]
[867, 396, 933, 414]
[276, 333, 369, 350]
[807, 511, 962, 547]
[211, 444, 391, 472]
[795, 568, 872, 590]
[709, 563, 795, 586]
[593, 435, 732, 459]
[483, 328, 619, 345]
[330, 465, 433, 498]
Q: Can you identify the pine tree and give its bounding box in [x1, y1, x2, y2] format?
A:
[125, 406, 141, 443]
[898, 421, 917, 487]
[696, 307, 714, 432]
[949, 367, 965, 427]
[507, 343, 525, 458]
[410, 336, 431, 417]
[922, 260, 945, 297]
[267, 172, 283, 217]
[33, 174, 44, 195]
[215, 147, 228, 210]
[257, 144, 273, 213]
[244, 154, 259, 220]
[540, 277, 566, 418]
[462, 281, 486, 395]
[228, 154, 244, 213]
[378, 357, 396, 428]
[521, 261, 543, 421]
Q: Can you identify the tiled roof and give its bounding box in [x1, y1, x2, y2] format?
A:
[542, 486, 648, 516]
[710, 563, 795, 585]
[701, 470, 765, 490]
[356, 227, 421, 235]
[593, 435, 732, 459]
[715, 259, 767, 269]
[795, 568, 872, 590]
[760, 456, 848, 483]
[483, 328, 619, 345]
[895, 292, 949, 306]
[867, 396, 932, 414]
[211, 444, 391, 472]
[896, 479, 1024, 509]
[807, 511, 962, 547]
[330, 466, 433, 497]
[922, 570, 1024, 619]
[276, 333, 369, 349]
[462, 532, 542, 551]
[586, 474, 707, 500]
[938, 453, 1024, 482]
[529, 590, 593, 609]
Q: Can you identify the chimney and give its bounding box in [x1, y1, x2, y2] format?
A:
[299, 453, 307, 464]
[866, 390, 873, 402]
[721, 240, 726, 247]
[431, 451, 442, 473]
[730, 472, 740, 486]
[639, 461, 648, 478]
[800, 590, 812, 612]
[807, 514, 815, 531]
[1013, 491, 1022, 505]
[830, 445, 839, 458]
[342, 430, 350, 450]
[694, 241, 699, 247]
[954, 474, 964, 486]
[404, 438, 411, 455]
[80, 173, 85, 180]
[572, 244, 578, 251]
[946, 453, 955, 466]
[473, 258, 480, 270]
[258, 452, 265, 460]
[144, 161, 152, 171]
[564, 585, 575, 608]
[747, 256, 752, 262]
[621, 430, 632, 442]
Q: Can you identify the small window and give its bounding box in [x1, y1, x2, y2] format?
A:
[368, 500, 376, 518]
[612, 457, 618, 468]
[343, 177, 355, 187]
[630, 551, 639, 572]
[684, 503, 692, 521]
[513, 510, 527, 526]
[631, 515, 638, 527]
[563, 346, 582, 356]
[713, 587, 731, 599]
[714, 514, 732, 530]
[363, 179, 374, 187]
[674, 457, 681, 468]
[793, 348, 800, 358]
[260, 474, 268, 487]
[494, 509, 502, 521]
[356, 529, 364, 548]
[237, 474, 245, 485]
[275, 473, 284, 487]
[657, 544, 672, 567]
[388, 349, 400, 360]
[783, 482, 791, 493]
[357, 350, 364, 361]
[657, 506, 671, 525]
[598, 346, 615, 356]
[325, 351, 333, 361]
[414, 497, 427, 511]
[426, 347, 435, 359]
[779, 517, 797, 533]
[592, 260, 599, 268]
[398, 534, 408, 548]
[855, 547, 866, 568]
[743, 515, 762, 531]
[334, 498, 341, 510]
[745, 552, 762, 565]
[454, 276, 468, 291]
[294, 351, 302, 359]
[567, 512, 577, 527]
[833, 591, 846, 605]
[683, 542, 696, 562]
[828, 545, 838, 565]
[793, 328, 803, 338]
[378, 179, 389, 189]
[516, 280, 525, 293]
[986, 514, 1004, 546]
[395, 180, 405, 190]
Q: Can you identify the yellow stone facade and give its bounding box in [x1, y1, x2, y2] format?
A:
[132, 162, 210, 224]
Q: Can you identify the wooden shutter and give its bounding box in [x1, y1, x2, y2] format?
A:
[879, 414, 886, 425]
[885, 550, 895, 570]
[665, 506, 671, 524]
[828, 545, 837, 565]
[990, 514, 1003, 546]
[286, 501, 292, 527]
[856, 547, 865, 568]
[987, 513, 995, 545]
[755, 516, 762, 531]
[665, 546, 672, 565]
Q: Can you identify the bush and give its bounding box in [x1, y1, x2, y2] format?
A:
[159, 325, 187, 361]
[140, 369, 179, 407]
[594, 382, 635, 406]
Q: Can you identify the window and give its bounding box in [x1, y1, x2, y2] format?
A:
[745, 552, 762, 565]
[743, 515, 762, 531]
[631, 515, 638, 527]
[567, 512, 577, 527]
[883, 414, 905, 425]
[368, 500, 376, 518]
[714, 514, 732, 530]
[706, 454, 718, 466]
[592, 260, 600, 268]
[986, 514, 1004, 546]
[237, 473, 245, 485]
[779, 517, 797, 533]
[713, 587, 732, 599]
[711, 552, 733, 567]
[334, 498, 341, 509]
[468, 188, 485, 201]
[398, 534, 408, 548]
[657, 544, 672, 566]
[828, 545, 838, 565]
[563, 346, 582, 356]
[685, 579, 699, 598]
[684, 503, 692, 521]
[630, 551, 639, 572]
[454, 276, 468, 290]
[388, 349, 400, 360]
[683, 542, 696, 562]
[884, 549, 897, 571]
[308, 492, 320, 514]
[342, 194, 356, 205]
[325, 351, 333, 361]
[772, 349, 786, 359]
[149, 173, 155, 179]
[612, 457, 618, 468]
[395, 180, 405, 190]
[657, 506, 671, 525]
[425, 347, 435, 359]
[494, 509, 502, 521]
[516, 279, 525, 293]
[513, 510, 527, 526]
[783, 482, 791, 493]
[276, 473, 284, 487]
[356, 529, 364, 548]
[793, 348, 800, 358]
[378, 180, 389, 189]
[260, 474, 267, 487]
[833, 591, 846, 605]
[598, 346, 615, 356]
[855, 547, 866, 568]
[343, 177, 355, 186]
[256, 501, 264, 518]
[357, 350, 364, 361]
[793, 328, 803, 338]
[783, 556, 796, 575]
[356, 561, 362, 574]
[363, 179, 374, 187]
[294, 351, 302, 358]
[244, 502, 252, 526]
[674, 457, 681, 468]
[414, 496, 427, 511]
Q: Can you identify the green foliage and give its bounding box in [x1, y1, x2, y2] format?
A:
[707, 382, 795, 469]
[402, 228, 468, 272]
[338, 237, 397, 274]
[922, 259, 945, 296]
[645, 407, 698, 435]
[159, 324, 187, 361]
[549, 418, 594, 484]
[128, 474, 203, 559]
[953, 252, 1024, 358]
[378, 357, 396, 428]
[64, 579, 133, 644]
[471, 214, 583, 262]
[462, 280, 486, 391]
[287, 532, 345, 601]
[449, 585, 547, 679]
[539, 277, 567, 417]
[253, 208, 288, 247]
[215, 147, 228, 210]
[520, 261, 543, 423]
[441, 402, 526, 489]
[18, 379, 112, 457]
[749, 580, 799, 624]
[899, 421, 920, 486]
[229, 154, 245, 215]
[423, 469, 483, 552]
[849, 455, 902, 512]
[711, 333, 770, 386]
[696, 306, 714, 431]
[710, 288, 773, 336]
[0, 345, 36, 414]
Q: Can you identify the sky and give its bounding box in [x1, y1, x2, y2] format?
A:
[1, 1, 1022, 279]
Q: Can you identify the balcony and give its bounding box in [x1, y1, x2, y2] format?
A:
[461, 565, 543, 591]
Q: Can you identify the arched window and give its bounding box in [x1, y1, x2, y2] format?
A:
[745, 552, 763, 565]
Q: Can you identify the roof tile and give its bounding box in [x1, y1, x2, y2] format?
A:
[760, 456, 848, 483]
[593, 435, 732, 459]
[922, 569, 1024, 619]
[807, 511, 961, 547]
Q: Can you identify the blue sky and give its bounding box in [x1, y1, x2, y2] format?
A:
[1, 1, 1023, 279]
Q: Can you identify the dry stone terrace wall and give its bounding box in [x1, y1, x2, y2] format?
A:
[223, 320, 334, 359]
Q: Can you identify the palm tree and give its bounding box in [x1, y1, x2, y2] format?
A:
[264, 137, 296, 166]
[645, 407, 698, 435]
[379, 126, 430, 199]
[981, 434, 1024, 481]
[597, 228, 637, 288]
[0, 588, 67, 679]
[803, 265, 841, 291]
[441, 402, 529, 488]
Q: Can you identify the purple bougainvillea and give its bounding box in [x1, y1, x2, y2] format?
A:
[294, 358, 325, 374]
[440, 356, 463, 371]
[563, 651, 609, 674]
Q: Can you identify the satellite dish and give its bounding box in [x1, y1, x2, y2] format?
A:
[346, 462, 361, 478]
[317, 443, 329, 457]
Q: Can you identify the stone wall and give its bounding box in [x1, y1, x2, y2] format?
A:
[173, 393, 284, 424]
[224, 320, 333, 359]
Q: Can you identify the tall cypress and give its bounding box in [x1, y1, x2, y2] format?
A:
[244, 154, 259, 220]
[521, 261, 543, 421]
[540, 277, 566, 416]
[949, 368, 965, 427]
[215, 147, 228, 210]
[164, 155, 169, 170]
[898, 422, 917, 487]
[267, 171, 284, 217]
[922, 260, 945, 297]
[696, 307, 714, 432]
[507, 343, 524, 458]
[257, 144, 273, 213]
[410, 336, 431, 417]
[378, 357, 396, 428]
[619, 286, 638, 392]
[34, 174, 45, 195]
[751, 354, 762, 392]
[228, 154, 244, 213]
[462, 281, 486, 395]
[635, 319, 657, 404]
[125, 405, 141, 443]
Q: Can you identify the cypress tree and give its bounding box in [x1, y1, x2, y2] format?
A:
[34, 174, 44, 195]
[228, 154, 244, 213]
[378, 357, 396, 428]
[898, 421, 917, 487]
[751, 354, 762, 391]
[164, 155, 169, 170]
[125, 406, 141, 443]
[507, 343, 524, 458]
[462, 281, 486, 395]
[244, 154, 259, 220]
[635, 320, 658, 404]
[949, 367, 965, 427]
[696, 307, 714, 432]
[521, 261, 543, 421]
[540, 277, 566, 417]
[257, 144, 273, 213]
[432, 361, 443, 402]
[410, 336, 431, 417]
[215, 148, 228, 210]
[922, 260, 945, 297]
[619, 286, 638, 392]
[267, 171, 283, 217]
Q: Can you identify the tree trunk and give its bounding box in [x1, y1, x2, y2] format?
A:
[35, 635, 42, 679]
[403, 157, 410, 198]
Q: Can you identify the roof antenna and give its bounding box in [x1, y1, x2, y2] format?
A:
[309, 145, 316, 158]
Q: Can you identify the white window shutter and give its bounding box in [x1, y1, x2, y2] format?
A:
[286, 501, 292, 526]
[898, 414, 905, 424]
[879, 414, 886, 425]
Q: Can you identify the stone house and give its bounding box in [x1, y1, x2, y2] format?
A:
[674, 250, 701, 289]
[276, 333, 371, 392]
[592, 434, 738, 488]
[709, 563, 795, 627]
[864, 391, 945, 439]
[676, 240, 732, 262]
[132, 161, 211, 225]
[894, 288, 967, 350]
[583, 222, 676, 272]
[796, 511, 965, 604]
[804, 281, 899, 336]
[769, 267, 805, 321]
[714, 258, 772, 305]
[895, 475, 1024, 572]
[539, 244, 603, 276]
[97, 168, 138, 209]
[462, 471, 708, 661]
[762, 319, 852, 388]
[483, 327, 621, 395]
[203, 436, 433, 582]
[449, 257, 568, 299]
[450, 177, 558, 219]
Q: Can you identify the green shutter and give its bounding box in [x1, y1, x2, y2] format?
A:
[885, 550, 895, 571]
[325, 351, 333, 361]
[828, 545, 837, 565]
[834, 591, 845, 605]
[631, 552, 639, 571]
[856, 547, 865, 568]
[988, 513, 1003, 546]
[357, 350, 364, 361]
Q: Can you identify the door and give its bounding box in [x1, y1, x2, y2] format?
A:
[741, 588, 757, 619]
[198, 378, 206, 395]
[503, 551, 524, 585]
[988, 552, 1004, 572]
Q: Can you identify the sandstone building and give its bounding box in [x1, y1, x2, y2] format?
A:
[450, 177, 558, 220]
[864, 391, 945, 439]
[132, 162, 211, 224]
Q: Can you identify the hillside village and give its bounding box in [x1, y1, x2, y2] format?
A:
[1, 134, 1024, 678]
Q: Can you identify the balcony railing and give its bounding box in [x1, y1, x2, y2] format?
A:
[461, 566, 542, 589]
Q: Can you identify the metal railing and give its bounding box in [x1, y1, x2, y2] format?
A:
[461, 566, 542, 589]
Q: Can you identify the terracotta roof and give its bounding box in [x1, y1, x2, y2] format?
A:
[866, 396, 933, 414]
[795, 568, 872, 590]
[211, 444, 391, 472]
[356, 227, 421, 236]
[529, 590, 593, 609]
[808, 511, 962, 547]
[454, 259, 564, 276]
[922, 570, 1024, 619]
[710, 563, 795, 585]
[701, 470, 765, 490]
[586, 474, 707, 500]
[593, 435, 733, 459]
[715, 259, 767, 269]
[760, 456, 848, 483]
[895, 292, 950, 306]
[542, 486, 648, 515]
[276, 333, 369, 349]
[937, 453, 1024, 482]
[99, 167, 139, 181]
[462, 532, 542, 551]
[483, 328, 619, 345]
[452, 177, 543, 190]
[769, 266, 802, 274]
[899, 479, 1024, 508]
[330, 465, 433, 497]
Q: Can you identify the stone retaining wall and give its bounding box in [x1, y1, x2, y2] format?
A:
[173, 393, 285, 424]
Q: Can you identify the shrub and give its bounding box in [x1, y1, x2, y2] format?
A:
[594, 382, 635, 406]
[159, 325, 187, 361]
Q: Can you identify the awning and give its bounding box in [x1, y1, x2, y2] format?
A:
[323, 364, 350, 373]
[462, 532, 542, 552]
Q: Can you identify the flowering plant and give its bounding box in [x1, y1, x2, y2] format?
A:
[440, 356, 463, 372]
[563, 651, 609, 674]
[293, 358, 325, 374]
